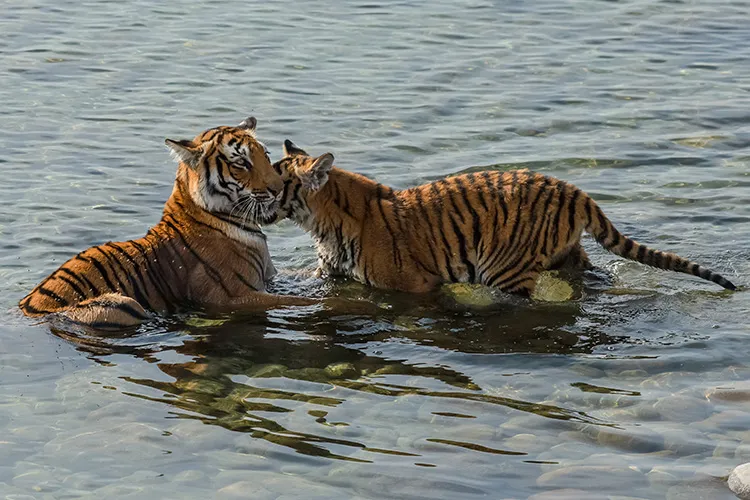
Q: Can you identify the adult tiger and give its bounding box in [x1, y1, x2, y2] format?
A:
[267, 140, 736, 295]
[19, 118, 315, 330]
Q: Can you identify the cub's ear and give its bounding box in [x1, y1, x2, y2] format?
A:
[165, 138, 202, 168]
[283, 139, 309, 157]
[296, 153, 334, 191]
[239, 116, 257, 132]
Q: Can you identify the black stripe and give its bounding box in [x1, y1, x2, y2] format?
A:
[234, 271, 260, 291]
[637, 245, 647, 262]
[445, 180, 467, 225]
[567, 189, 580, 242]
[596, 204, 609, 243]
[76, 254, 118, 292]
[146, 228, 192, 291]
[213, 154, 233, 191]
[58, 267, 98, 297]
[92, 247, 135, 299]
[447, 180, 477, 281]
[112, 301, 150, 320]
[430, 183, 458, 281]
[469, 174, 489, 213]
[623, 238, 634, 256]
[56, 275, 85, 299]
[96, 245, 152, 310]
[37, 286, 69, 306]
[651, 250, 664, 269]
[202, 129, 221, 142]
[130, 239, 177, 310]
[376, 185, 402, 268]
[414, 188, 441, 272]
[21, 302, 51, 314]
[551, 184, 567, 248]
[662, 253, 672, 270]
[481, 172, 527, 275]
[227, 244, 266, 276]
[280, 179, 292, 208]
[538, 185, 557, 257]
[448, 214, 475, 283]
[163, 216, 232, 294]
[340, 187, 353, 218]
[499, 265, 534, 291]
[490, 172, 508, 222]
[204, 160, 233, 202]
[330, 182, 342, 211]
[690, 263, 701, 276]
[585, 198, 595, 230]
[486, 183, 550, 287]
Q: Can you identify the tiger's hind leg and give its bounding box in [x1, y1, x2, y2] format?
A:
[56, 293, 151, 330]
[505, 272, 541, 297]
[547, 242, 593, 271]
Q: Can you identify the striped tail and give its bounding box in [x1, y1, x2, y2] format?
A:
[582, 196, 736, 291]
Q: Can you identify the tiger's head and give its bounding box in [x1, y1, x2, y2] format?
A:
[268, 139, 335, 224]
[165, 117, 283, 224]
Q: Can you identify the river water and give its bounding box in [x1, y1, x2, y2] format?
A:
[2, 0, 750, 498]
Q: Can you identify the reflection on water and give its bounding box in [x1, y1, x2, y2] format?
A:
[51, 289, 620, 463]
[3, 0, 750, 496]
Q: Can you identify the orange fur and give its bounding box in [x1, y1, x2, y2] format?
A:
[268, 140, 736, 295]
[19, 119, 315, 330]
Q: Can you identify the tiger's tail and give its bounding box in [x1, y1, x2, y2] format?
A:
[581, 195, 736, 291]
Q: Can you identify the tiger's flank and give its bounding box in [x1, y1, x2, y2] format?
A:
[269, 140, 736, 296]
[19, 118, 315, 330]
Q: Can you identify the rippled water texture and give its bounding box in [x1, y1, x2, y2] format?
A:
[2, 0, 750, 498]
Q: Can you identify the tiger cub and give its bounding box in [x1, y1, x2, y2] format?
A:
[19, 118, 315, 330]
[267, 140, 736, 295]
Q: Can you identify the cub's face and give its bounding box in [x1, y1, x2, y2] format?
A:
[269, 139, 334, 223]
[166, 117, 283, 224]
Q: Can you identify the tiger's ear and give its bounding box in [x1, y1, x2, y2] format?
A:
[238, 116, 257, 132]
[283, 139, 309, 157]
[165, 138, 202, 168]
[296, 153, 334, 191]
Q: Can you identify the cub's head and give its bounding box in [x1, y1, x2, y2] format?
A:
[269, 139, 334, 223]
[165, 117, 282, 224]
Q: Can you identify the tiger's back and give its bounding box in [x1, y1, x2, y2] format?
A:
[401, 169, 735, 293]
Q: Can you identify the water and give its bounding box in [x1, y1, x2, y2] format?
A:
[2, 0, 750, 498]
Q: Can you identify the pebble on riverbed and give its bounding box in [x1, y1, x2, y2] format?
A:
[729, 463, 750, 500]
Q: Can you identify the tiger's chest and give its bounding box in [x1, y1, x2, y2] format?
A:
[313, 233, 359, 278]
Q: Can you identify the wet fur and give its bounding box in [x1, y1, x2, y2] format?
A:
[269, 141, 736, 295]
[19, 120, 315, 330]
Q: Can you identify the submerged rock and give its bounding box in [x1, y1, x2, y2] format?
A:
[442, 283, 497, 308]
[729, 463, 750, 499]
[532, 272, 575, 302]
[324, 362, 359, 379]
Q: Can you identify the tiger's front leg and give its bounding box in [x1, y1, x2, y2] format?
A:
[200, 292, 319, 315]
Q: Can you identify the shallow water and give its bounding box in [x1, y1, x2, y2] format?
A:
[2, 0, 750, 498]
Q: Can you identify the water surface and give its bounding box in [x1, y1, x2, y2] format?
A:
[2, 0, 750, 498]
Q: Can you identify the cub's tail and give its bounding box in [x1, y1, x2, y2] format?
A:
[582, 195, 736, 290]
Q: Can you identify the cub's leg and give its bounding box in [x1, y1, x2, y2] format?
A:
[505, 271, 542, 296]
[57, 293, 150, 330]
[547, 242, 593, 271]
